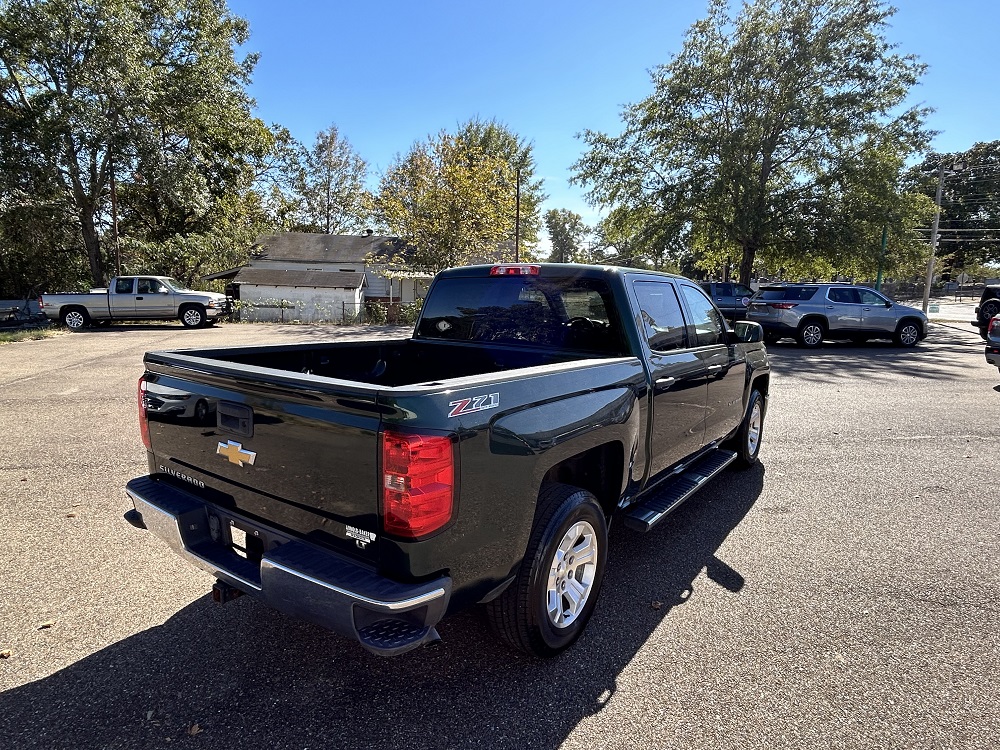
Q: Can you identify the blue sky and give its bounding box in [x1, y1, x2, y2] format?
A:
[231, 0, 999, 237]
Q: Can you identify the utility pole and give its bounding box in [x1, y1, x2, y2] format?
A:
[514, 167, 521, 263]
[875, 224, 888, 291]
[921, 164, 946, 313]
[110, 151, 121, 278]
[921, 161, 965, 312]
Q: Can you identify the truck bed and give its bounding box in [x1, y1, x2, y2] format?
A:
[151, 337, 616, 388]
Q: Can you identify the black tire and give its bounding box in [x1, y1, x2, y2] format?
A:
[194, 399, 209, 422]
[486, 483, 608, 658]
[61, 307, 90, 331]
[733, 389, 765, 467]
[893, 319, 922, 347]
[797, 319, 825, 348]
[180, 305, 206, 328]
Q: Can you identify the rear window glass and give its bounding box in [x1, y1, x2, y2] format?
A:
[755, 287, 818, 301]
[416, 275, 627, 355]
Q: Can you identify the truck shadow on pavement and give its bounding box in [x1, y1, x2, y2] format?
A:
[0, 466, 765, 749]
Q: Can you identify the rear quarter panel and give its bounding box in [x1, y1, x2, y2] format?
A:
[376, 357, 646, 611]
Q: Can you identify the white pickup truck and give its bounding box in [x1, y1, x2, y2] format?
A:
[40, 276, 233, 331]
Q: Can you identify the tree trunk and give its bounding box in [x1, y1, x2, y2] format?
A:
[80, 207, 104, 287]
[738, 239, 758, 287]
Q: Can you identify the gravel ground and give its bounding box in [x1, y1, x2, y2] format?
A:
[0, 319, 997, 749]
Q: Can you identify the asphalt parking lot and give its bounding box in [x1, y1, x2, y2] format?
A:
[1, 319, 998, 749]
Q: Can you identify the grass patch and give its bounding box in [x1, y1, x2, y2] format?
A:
[0, 327, 62, 345]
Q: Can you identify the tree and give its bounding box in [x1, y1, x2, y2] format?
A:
[291, 124, 370, 234]
[0, 0, 268, 287]
[909, 142, 1000, 273]
[544, 209, 589, 263]
[374, 124, 531, 271]
[573, 0, 930, 285]
[456, 118, 545, 256]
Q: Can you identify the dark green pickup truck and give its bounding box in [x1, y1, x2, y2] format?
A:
[125, 263, 770, 657]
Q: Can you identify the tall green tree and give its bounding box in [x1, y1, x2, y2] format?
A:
[910, 142, 1000, 272]
[544, 209, 589, 263]
[291, 124, 370, 234]
[456, 118, 545, 256]
[573, 0, 930, 285]
[0, 0, 268, 287]
[375, 123, 536, 271]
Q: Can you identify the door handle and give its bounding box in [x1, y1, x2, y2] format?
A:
[863, 307, 871, 311]
[826, 305, 835, 309]
[707, 364, 723, 372]
[135, 296, 144, 300]
[655, 377, 676, 387]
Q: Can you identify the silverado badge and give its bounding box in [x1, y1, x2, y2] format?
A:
[217, 440, 256, 467]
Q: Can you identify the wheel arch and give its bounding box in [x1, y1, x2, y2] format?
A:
[540, 441, 624, 520]
[797, 314, 828, 331]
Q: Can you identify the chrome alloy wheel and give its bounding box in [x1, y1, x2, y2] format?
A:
[64, 310, 86, 329]
[182, 308, 204, 327]
[545, 521, 599, 629]
[747, 400, 762, 455]
[801, 323, 823, 346]
[899, 324, 920, 346]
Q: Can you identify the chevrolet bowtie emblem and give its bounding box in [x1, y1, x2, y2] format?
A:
[217, 440, 256, 467]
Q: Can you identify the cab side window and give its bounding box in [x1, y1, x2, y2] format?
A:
[138, 278, 164, 294]
[633, 281, 687, 352]
[678, 284, 725, 347]
[115, 278, 134, 294]
[733, 284, 753, 299]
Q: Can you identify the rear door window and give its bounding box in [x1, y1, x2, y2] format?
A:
[828, 288, 860, 304]
[633, 281, 687, 352]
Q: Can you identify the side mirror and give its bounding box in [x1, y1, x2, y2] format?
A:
[161, 289, 170, 294]
[733, 321, 763, 344]
[885, 301, 891, 308]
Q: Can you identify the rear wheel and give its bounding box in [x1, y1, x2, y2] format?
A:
[732, 389, 765, 467]
[194, 399, 209, 422]
[61, 307, 90, 331]
[797, 320, 825, 348]
[894, 320, 921, 347]
[486, 483, 608, 658]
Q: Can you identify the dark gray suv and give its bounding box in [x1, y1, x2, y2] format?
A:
[747, 284, 928, 348]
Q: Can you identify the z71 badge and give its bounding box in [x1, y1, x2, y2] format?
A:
[448, 392, 500, 418]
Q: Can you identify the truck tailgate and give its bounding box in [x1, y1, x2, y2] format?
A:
[142, 351, 385, 566]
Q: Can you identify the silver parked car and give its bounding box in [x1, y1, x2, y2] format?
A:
[747, 284, 928, 348]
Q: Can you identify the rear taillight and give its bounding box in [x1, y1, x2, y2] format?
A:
[381, 430, 455, 538]
[138, 376, 151, 449]
[37, 296, 44, 309]
[769, 303, 799, 310]
[990, 317, 1000, 334]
